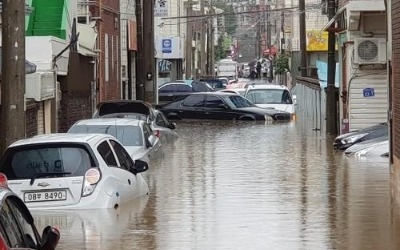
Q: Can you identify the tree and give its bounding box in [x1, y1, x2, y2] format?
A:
[215, 36, 232, 61]
[275, 53, 290, 75]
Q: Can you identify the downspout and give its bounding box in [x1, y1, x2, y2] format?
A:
[341, 41, 353, 134]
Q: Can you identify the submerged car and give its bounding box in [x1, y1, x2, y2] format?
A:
[68, 118, 162, 163]
[333, 123, 388, 150]
[0, 180, 60, 250]
[158, 81, 214, 105]
[244, 84, 296, 115]
[93, 100, 178, 144]
[0, 133, 149, 209]
[345, 138, 389, 158]
[159, 92, 292, 121]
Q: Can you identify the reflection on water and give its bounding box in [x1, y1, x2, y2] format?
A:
[34, 120, 396, 250]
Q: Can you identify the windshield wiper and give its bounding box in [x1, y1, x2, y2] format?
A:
[30, 172, 72, 185]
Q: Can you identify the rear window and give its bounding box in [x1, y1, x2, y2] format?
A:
[69, 125, 144, 146]
[1, 146, 94, 180]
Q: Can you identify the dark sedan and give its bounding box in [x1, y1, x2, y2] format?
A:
[158, 81, 214, 106]
[158, 92, 292, 121]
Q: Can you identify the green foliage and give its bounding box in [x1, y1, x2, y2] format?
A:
[215, 36, 232, 61]
[275, 54, 290, 75]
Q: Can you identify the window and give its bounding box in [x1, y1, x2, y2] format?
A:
[143, 123, 153, 142]
[7, 198, 37, 248]
[69, 125, 144, 146]
[110, 140, 133, 171]
[175, 84, 192, 93]
[0, 201, 26, 248]
[97, 141, 118, 166]
[155, 113, 168, 127]
[182, 95, 204, 107]
[223, 95, 254, 108]
[205, 96, 224, 108]
[3, 146, 93, 180]
[159, 85, 175, 94]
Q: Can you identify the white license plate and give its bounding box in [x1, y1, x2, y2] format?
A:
[24, 190, 67, 203]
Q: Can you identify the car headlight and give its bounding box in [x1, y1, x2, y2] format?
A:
[341, 133, 368, 145]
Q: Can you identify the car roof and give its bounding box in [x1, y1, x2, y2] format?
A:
[9, 133, 115, 148]
[246, 84, 289, 90]
[72, 118, 143, 127]
[190, 92, 237, 96]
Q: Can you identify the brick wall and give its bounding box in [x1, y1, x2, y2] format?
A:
[92, 0, 121, 102]
[58, 94, 92, 133]
[393, 0, 400, 159]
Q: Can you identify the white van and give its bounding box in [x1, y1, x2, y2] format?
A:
[244, 84, 296, 117]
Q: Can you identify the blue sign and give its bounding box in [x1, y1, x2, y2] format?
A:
[162, 39, 172, 53]
[363, 88, 375, 98]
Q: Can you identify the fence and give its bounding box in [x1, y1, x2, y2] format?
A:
[293, 77, 326, 132]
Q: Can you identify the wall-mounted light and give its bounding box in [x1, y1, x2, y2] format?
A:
[147, 72, 152, 81]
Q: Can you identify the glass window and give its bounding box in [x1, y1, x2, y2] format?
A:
[97, 141, 118, 166]
[205, 96, 224, 108]
[4, 146, 92, 180]
[0, 201, 26, 248]
[175, 84, 192, 92]
[223, 95, 255, 108]
[182, 95, 205, 107]
[7, 198, 37, 248]
[159, 84, 175, 93]
[69, 125, 144, 147]
[109, 140, 133, 171]
[155, 113, 168, 127]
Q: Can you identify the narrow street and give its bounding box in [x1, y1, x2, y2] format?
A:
[32, 120, 393, 250]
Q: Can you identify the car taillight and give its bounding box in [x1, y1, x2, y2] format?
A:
[153, 130, 160, 138]
[82, 168, 101, 197]
[0, 173, 8, 188]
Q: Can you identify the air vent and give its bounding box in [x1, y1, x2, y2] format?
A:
[354, 38, 387, 65]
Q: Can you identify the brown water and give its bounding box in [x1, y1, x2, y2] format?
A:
[32, 120, 395, 250]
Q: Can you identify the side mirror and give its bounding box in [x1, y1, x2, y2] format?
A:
[131, 160, 149, 174]
[292, 95, 297, 105]
[40, 226, 60, 250]
[146, 135, 157, 148]
[168, 122, 176, 130]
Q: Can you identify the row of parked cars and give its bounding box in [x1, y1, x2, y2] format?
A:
[0, 100, 181, 249]
[333, 122, 389, 158]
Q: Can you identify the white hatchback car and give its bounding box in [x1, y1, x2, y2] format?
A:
[244, 84, 296, 117]
[68, 118, 162, 163]
[0, 133, 149, 210]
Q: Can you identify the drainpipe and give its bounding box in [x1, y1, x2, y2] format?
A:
[341, 41, 353, 134]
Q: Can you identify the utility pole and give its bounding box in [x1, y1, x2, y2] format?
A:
[185, 0, 193, 79]
[200, 0, 206, 76]
[135, 0, 144, 100]
[326, 0, 337, 134]
[209, 1, 215, 75]
[299, 0, 307, 77]
[0, 0, 26, 154]
[266, 5, 273, 82]
[143, 0, 156, 103]
[281, 11, 285, 54]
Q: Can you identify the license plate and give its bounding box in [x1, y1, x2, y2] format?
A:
[24, 190, 67, 203]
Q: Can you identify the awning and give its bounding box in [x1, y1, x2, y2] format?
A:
[321, 6, 346, 32]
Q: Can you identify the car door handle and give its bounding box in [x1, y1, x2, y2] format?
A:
[178, 110, 183, 113]
[128, 179, 131, 185]
[205, 112, 210, 115]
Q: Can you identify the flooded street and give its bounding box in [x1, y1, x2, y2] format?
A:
[33, 120, 394, 250]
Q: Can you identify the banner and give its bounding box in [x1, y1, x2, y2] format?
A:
[306, 30, 328, 51]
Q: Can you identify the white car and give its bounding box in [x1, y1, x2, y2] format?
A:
[0, 133, 149, 209]
[244, 84, 296, 117]
[68, 118, 162, 163]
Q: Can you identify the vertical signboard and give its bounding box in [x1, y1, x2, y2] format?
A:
[154, 0, 168, 17]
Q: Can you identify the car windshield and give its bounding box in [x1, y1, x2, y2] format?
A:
[246, 89, 293, 104]
[223, 95, 255, 108]
[2, 146, 93, 180]
[69, 125, 143, 146]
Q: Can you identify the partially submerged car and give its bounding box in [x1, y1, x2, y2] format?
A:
[0, 133, 149, 209]
[0, 179, 60, 249]
[93, 100, 178, 144]
[333, 123, 388, 150]
[159, 92, 292, 121]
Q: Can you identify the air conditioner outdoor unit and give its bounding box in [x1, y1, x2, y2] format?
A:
[354, 37, 387, 65]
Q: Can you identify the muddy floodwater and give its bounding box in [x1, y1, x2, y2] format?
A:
[32, 120, 396, 250]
